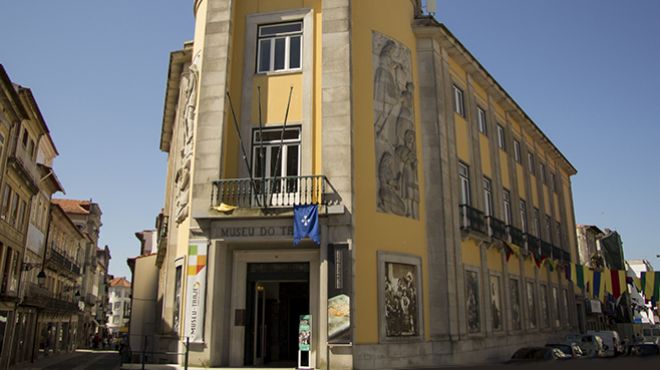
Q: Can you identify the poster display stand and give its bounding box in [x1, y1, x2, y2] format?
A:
[298, 314, 312, 369]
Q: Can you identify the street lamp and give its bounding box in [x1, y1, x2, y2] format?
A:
[37, 270, 46, 287]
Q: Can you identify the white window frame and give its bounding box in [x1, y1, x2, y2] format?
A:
[513, 139, 521, 163]
[459, 162, 471, 206]
[503, 189, 512, 225]
[497, 124, 506, 150]
[256, 21, 303, 74]
[251, 126, 301, 179]
[519, 199, 527, 233]
[482, 177, 493, 216]
[453, 85, 465, 117]
[477, 106, 487, 135]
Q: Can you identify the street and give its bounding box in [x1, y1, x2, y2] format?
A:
[410, 355, 660, 370]
[14, 350, 120, 370]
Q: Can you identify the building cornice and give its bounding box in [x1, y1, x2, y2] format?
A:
[160, 43, 193, 152]
[413, 17, 577, 176]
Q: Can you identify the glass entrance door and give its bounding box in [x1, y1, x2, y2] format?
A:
[244, 263, 309, 367]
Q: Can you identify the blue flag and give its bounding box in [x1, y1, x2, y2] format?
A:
[293, 204, 320, 245]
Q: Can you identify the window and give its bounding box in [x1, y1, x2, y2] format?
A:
[252, 126, 301, 194]
[459, 162, 471, 205]
[527, 152, 535, 175]
[257, 22, 302, 73]
[113, 315, 120, 324]
[550, 172, 556, 192]
[519, 199, 527, 232]
[503, 189, 512, 225]
[173, 265, 182, 333]
[0, 133, 5, 158]
[453, 85, 465, 117]
[539, 163, 546, 184]
[532, 208, 540, 237]
[113, 301, 121, 310]
[8, 193, 18, 226]
[482, 177, 493, 216]
[15, 199, 26, 230]
[555, 221, 562, 246]
[513, 139, 521, 163]
[1, 248, 12, 293]
[544, 215, 552, 241]
[0, 186, 10, 220]
[21, 127, 29, 147]
[497, 124, 506, 150]
[477, 106, 487, 135]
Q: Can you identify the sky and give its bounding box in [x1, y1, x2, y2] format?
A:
[1, 0, 658, 279]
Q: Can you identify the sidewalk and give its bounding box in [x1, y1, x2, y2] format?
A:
[14, 350, 83, 370]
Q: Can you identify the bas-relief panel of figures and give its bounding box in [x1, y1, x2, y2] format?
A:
[384, 262, 418, 337]
[465, 270, 480, 333]
[372, 32, 419, 219]
[174, 52, 201, 224]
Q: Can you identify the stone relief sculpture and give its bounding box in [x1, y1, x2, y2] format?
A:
[373, 32, 419, 219]
[174, 51, 201, 224]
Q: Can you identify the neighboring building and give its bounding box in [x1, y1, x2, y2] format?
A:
[576, 224, 604, 268]
[0, 65, 66, 367]
[152, 1, 580, 368]
[35, 203, 87, 357]
[107, 277, 131, 334]
[96, 246, 111, 333]
[52, 199, 108, 343]
[128, 229, 159, 355]
[599, 229, 625, 271]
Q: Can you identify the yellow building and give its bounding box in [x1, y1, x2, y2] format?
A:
[153, 1, 579, 368]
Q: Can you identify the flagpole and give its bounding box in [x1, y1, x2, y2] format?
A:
[270, 86, 294, 205]
[226, 91, 261, 207]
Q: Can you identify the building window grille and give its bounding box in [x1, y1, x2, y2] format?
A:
[453, 85, 465, 117]
[482, 177, 493, 216]
[497, 124, 506, 150]
[459, 162, 471, 205]
[477, 106, 488, 135]
[513, 139, 521, 163]
[503, 189, 512, 225]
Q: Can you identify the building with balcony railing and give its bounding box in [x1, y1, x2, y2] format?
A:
[149, 1, 581, 369]
[0, 65, 67, 367]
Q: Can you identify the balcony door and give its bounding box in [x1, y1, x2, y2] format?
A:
[252, 126, 301, 206]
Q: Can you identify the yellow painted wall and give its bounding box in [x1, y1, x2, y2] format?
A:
[530, 177, 538, 207]
[462, 240, 481, 267]
[524, 259, 535, 279]
[516, 165, 526, 199]
[225, 0, 322, 178]
[251, 74, 303, 124]
[351, 0, 429, 344]
[479, 135, 491, 177]
[507, 256, 520, 275]
[487, 248, 502, 272]
[499, 151, 510, 189]
[455, 118, 470, 163]
[448, 58, 467, 83]
[472, 82, 487, 103]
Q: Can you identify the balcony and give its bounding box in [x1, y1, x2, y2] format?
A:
[212, 175, 341, 212]
[525, 234, 541, 254]
[459, 204, 487, 235]
[487, 216, 507, 240]
[8, 144, 39, 192]
[508, 226, 524, 247]
[23, 283, 80, 313]
[541, 240, 553, 259]
[48, 247, 81, 276]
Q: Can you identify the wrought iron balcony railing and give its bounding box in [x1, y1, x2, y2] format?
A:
[508, 226, 524, 247]
[212, 175, 340, 210]
[459, 204, 487, 235]
[487, 216, 507, 240]
[541, 240, 553, 259]
[525, 233, 541, 254]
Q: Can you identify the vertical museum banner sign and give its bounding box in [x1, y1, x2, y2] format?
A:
[327, 244, 352, 344]
[185, 241, 208, 343]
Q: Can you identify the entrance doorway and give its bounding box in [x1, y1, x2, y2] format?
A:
[244, 262, 309, 367]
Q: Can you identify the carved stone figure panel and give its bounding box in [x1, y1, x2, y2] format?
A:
[384, 262, 418, 337]
[174, 51, 201, 224]
[465, 270, 480, 333]
[372, 32, 419, 219]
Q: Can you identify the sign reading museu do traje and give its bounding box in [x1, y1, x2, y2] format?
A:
[185, 241, 208, 343]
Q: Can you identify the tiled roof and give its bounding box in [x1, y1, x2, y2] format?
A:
[52, 198, 91, 215]
[109, 277, 131, 288]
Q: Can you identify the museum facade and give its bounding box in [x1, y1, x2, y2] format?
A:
[151, 1, 580, 368]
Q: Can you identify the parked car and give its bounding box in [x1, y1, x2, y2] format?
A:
[565, 334, 605, 357]
[586, 330, 623, 356]
[631, 342, 660, 356]
[509, 347, 572, 363]
[545, 343, 583, 358]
